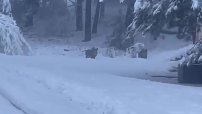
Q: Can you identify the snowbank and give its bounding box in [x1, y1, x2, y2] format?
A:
[151, 44, 193, 61]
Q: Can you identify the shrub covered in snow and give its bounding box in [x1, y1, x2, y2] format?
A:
[125, 43, 145, 58]
[0, 14, 33, 55]
[106, 47, 117, 58]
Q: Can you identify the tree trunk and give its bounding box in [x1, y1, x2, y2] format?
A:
[76, 0, 83, 31]
[24, 0, 39, 28]
[99, 0, 105, 22]
[92, 0, 101, 34]
[25, 13, 34, 27]
[83, 0, 92, 42]
[192, 18, 198, 44]
[124, 0, 135, 28]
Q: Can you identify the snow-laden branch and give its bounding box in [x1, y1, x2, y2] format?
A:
[99, 0, 124, 3]
[0, 14, 34, 55]
[192, 0, 199, 10]
[2, 0, 11, 14]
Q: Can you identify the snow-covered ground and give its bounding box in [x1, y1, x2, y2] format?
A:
[2, 16, 200, 114]
[0, 44, 202, 114]
[1, 2, 201, 113]
[1, 1, 202, 113]
[0, 58, 97, 114]
[0, 94, 23, 114]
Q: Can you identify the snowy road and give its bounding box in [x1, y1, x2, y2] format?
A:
[0, 54, 202, 114]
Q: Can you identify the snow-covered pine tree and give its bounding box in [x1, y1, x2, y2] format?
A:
[0, 0, 34, 55]
[124, 0, 202, 48]
[180, 38, 202, 65]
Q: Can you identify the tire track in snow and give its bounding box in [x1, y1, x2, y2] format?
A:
[7, 65, 127, 114]
[0, 66, 96, 114]
[0, 93, 28, 114]
[0, 67, 40, 114]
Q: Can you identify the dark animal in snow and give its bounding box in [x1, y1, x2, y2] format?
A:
[85, 47, 98, 59]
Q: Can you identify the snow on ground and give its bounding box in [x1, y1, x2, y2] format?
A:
[23, 31, 193, 81]
[0, 95, 23, 114]
[150, 44, 193, 61]
[0, 53, 202, 114]
[24, 30, 192, 59]
[21, 30, 195, 85]
[21, 19, 197, 84]
[1, 1, 201, 114]
[0, 63, 97, 114]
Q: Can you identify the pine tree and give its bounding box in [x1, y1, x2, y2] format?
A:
[125, 0, 202, 47]
[0, 0, 34, 55]
[181, 38, 202, 65]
